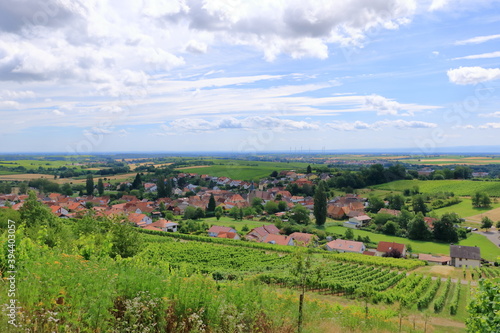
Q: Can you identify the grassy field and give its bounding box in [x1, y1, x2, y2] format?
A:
[177, 160, 311, 181]
[324, 225, 500, 261]
[372, 179, 500, 196]
[0, 159, 87, 171]
[432, 198, 500, 218]
[0, 172, 137, 184]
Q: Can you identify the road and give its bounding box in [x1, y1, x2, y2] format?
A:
[472, 227, 500, 248]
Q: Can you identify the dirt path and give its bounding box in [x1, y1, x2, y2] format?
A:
[472, 228, 500, 248]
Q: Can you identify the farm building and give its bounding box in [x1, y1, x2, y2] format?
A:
[449, 245, 481, 268]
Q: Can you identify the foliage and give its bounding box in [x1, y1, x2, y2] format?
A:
[472, 191, 491, 208]
[97, 178, 104, 196]
[290, 204, 310, 225]
[433, 212, 459, 243]
[86, 174, 94, 195]
[313, 181, 327, 226]
[481, 216, 493, 231]
[408, 213, 431, 241]
[466, 278, 500, 332]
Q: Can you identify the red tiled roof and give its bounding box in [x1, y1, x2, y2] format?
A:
[326, 239, 365, 253]
[377, 241, 405, 253]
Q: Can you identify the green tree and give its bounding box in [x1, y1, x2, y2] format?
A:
[132, 173, 142, 190]
[86, 174, 94, 196]
[481, 216, 493, 231]
[306, 165, 312, 174]
[97, 178, 104, 196]
[229, 206, 240, 220]
[408, 213, 430, 240]
[367, 195, 385, 213]
[207, 194, 216, 213]
[412, 195, 428, 215]
[264, 201, 279, 215]
[270, 170, 278, 177]
[466, 278, 500, 332]
[290, 204, 310, 224]
[19, 190, 54, 227]
[18, 182, 28, 195]
[313, 181, 327, 226]
[344, 228, 354, 240]
[496, 220, 500, 229]
[433, 212, 459, 243]
[195, 207, 205, 219]
[61, 183, 73, 196]
[388, 194, 405, 210]
[110, 221, 142, 258]
[251, 197, 264, 213]
[157, 176, 167, 198]
[215, 206, 223, 220]
[183, 206, 197, 220]
[278, 200, 288, 212]
[383, 220, 398, 235]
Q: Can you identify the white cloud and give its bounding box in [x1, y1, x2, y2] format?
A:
[185, 40, 208, 54]
[52, 109, 65, 116]
[326, 119, 437, 131]
[364, 94, 411, 116]
[429, 0, 451, 11]
[447, 66, 500, 85]
[454, 34, 500, 45]
[479, 122, 500, 129]
[479, 111, 500, 118]
[165, 116, 320, 133]
[452, 51, 500, 60]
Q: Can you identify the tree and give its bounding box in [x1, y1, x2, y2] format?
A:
[132, 173, 142, 190]
[472, 192, 491, 208]
[183, 206, 197, 220]
[86, 174, 94, 196]
[278, 200, 288, 212]
[383, 248, 403, 258]
[433, 212, 459, 243]
[306, 165, 312, 174]
[270, 170, 278, 178]
[388, 194, 405, 210]
[18, 182, 28, 195]
[496, 220, 500, 229]
[61, 183, 73, 196]
[264, 201, 279, 215]
[344, 228, 354, 240]
[412, 195, 428, 215]
[97, 178, 104, 196]
[481, 216, 493, 231]
[383, 220, 398, 235]
[313, 181, 327, 226]
[251, 197, 264, 213]
[157, 176, 167, 198]
[20, 190, 54, 227]
[466, 278, 500, 332]
[110, 221, 142, 258]
[207, 194, 216, 213]
[195, 207, 205, 219]
[229, 206, 241, 220]
[367, 195, 385, 213]
[214, 206, 223, 220]
[290, 204, 310, 225]
[408, 213, 430, 240]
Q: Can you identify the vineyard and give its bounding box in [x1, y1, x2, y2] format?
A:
[372, 179, 500, 196]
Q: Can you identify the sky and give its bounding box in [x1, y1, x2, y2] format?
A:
[1, 0, 500, 154]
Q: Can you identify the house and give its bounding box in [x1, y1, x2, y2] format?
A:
[325, 239, 366, 254]
[217, 232, 241, 240]
[418, 253, 451, 266]
[144, 183, 158, 192]
[289, 232, 317, 247]
[262, 234, 294, 246]
[246, 224, 281, 242]
[349, 215, 371, 226]
[49, 205, 69, 218]
[450, 245, 481, 268]
[128, 213, 152, 227]
[424, 217, 438, 230]
[376, 241, 406, 257]
[343, 220, 361, 229]
[146, 219, 178, 232]
[327, 205, 348, 219]
[207, 226, 237, 237]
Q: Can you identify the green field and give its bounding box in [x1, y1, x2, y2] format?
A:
[324, 226, 500, 261]
[372, 179, 500, 197]
[202, 216, 270, 231]
[432, 198, 500, 218]
[0, 159, 86, 171]
[177, 159, 311, 180]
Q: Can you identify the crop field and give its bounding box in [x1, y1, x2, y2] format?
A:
[177, 159, 311, 180]
[402, 155, 500, 165]
[0, 159, 87, 171]
[0, 172, 137, 184]
[372, 179, 500, 197]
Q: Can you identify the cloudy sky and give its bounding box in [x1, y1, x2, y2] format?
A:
[1, 0, 500, 154]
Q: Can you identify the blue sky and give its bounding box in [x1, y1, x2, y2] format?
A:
[1, 0, 500, 154]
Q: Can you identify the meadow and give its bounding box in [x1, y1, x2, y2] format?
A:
[432, 198, 500, 218]
[372, 179, 500, 197]
[176, 159, 311, 181]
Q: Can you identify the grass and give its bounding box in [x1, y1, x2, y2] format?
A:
[0, 159, 87, 170]
[324, 226, 500, 261]
[372, 179, 500, 197]
[432, 198, 500, 218]
[177, 160, 311, 181]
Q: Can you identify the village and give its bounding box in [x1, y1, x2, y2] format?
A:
[0, 168, 487, 269]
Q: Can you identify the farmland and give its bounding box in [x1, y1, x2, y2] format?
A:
[176, 159, 311, 180]
[372, 179, 500, 197]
